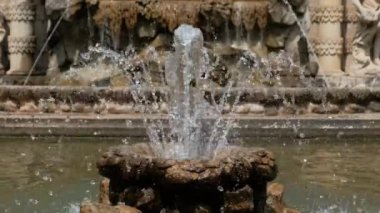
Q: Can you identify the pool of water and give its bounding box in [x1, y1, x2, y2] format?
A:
[0, 137, 379, 212]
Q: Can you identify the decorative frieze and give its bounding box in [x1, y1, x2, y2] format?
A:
[311, 38, 343, 56]
[310, 6, 344, 23]
[7, 36, 36, 54]
[6, 3, 35, 22]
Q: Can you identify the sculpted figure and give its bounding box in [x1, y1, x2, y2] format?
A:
[351, 0, 380, 74]
[0, 12, 5, 73]
[269, 0, 317, 75]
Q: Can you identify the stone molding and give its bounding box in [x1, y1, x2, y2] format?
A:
[311, 38, 343, 56]
[310, 5, 344, 23]
[5, 3, 35, 22]
[7, 36, 36, 54]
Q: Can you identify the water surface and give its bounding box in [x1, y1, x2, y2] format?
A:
[0, 137, 379, 212]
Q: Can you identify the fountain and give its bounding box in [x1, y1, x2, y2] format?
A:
[0, 0, 379, 212]
[87, 24, 279, 213]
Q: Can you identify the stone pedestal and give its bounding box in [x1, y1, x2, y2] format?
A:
[312, 0, 343, 75]
[6, 0, 36, 75]
[96, 143, 278, 212]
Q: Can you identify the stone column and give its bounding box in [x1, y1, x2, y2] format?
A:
[313, 0, 344, 74]
[6, 0, 36, 75]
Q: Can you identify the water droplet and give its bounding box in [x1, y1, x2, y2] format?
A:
[48, 191, 54, 196]
[28, 198, 39, 205]
[299, 133, 305, 139]
[20, 153, 26, 157]
[87, 162, 93, 171]
[42, 175, 51, 182]
[14, 200, 21, 206]
[217, 186, 224, 192]
[90, 180, 96, 185]
[122, 138, 129, 144]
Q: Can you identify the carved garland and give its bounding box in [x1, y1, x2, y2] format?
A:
[310, 6, 343, 23]
[311, 38, 343, 56]
[7, 36, 36, 54]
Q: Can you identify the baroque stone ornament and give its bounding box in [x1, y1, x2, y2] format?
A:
[6, 0, 36, 75]
[351, 0, 380, 75]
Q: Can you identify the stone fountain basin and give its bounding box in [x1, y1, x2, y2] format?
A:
[97, 143, 277, 212]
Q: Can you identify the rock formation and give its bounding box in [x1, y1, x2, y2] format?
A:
[95, 143, 278, 212]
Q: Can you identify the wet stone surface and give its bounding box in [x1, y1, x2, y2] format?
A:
[96, 143, 278, 212]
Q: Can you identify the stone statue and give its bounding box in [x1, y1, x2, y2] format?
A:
[351, 0, 380, 74]
[0, 11, 6, 74]
[268, 0, 317, 75]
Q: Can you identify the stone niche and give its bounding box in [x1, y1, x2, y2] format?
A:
[0, 0, 377, 84]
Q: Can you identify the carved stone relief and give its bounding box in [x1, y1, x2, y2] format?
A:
[0, 0, 378, 82]
[350, 0, 380, 75]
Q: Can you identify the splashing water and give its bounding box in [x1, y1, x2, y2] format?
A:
[69, 24, 304, 160]
[150, 25, 227, 159]
[278, 0, 329, 86]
